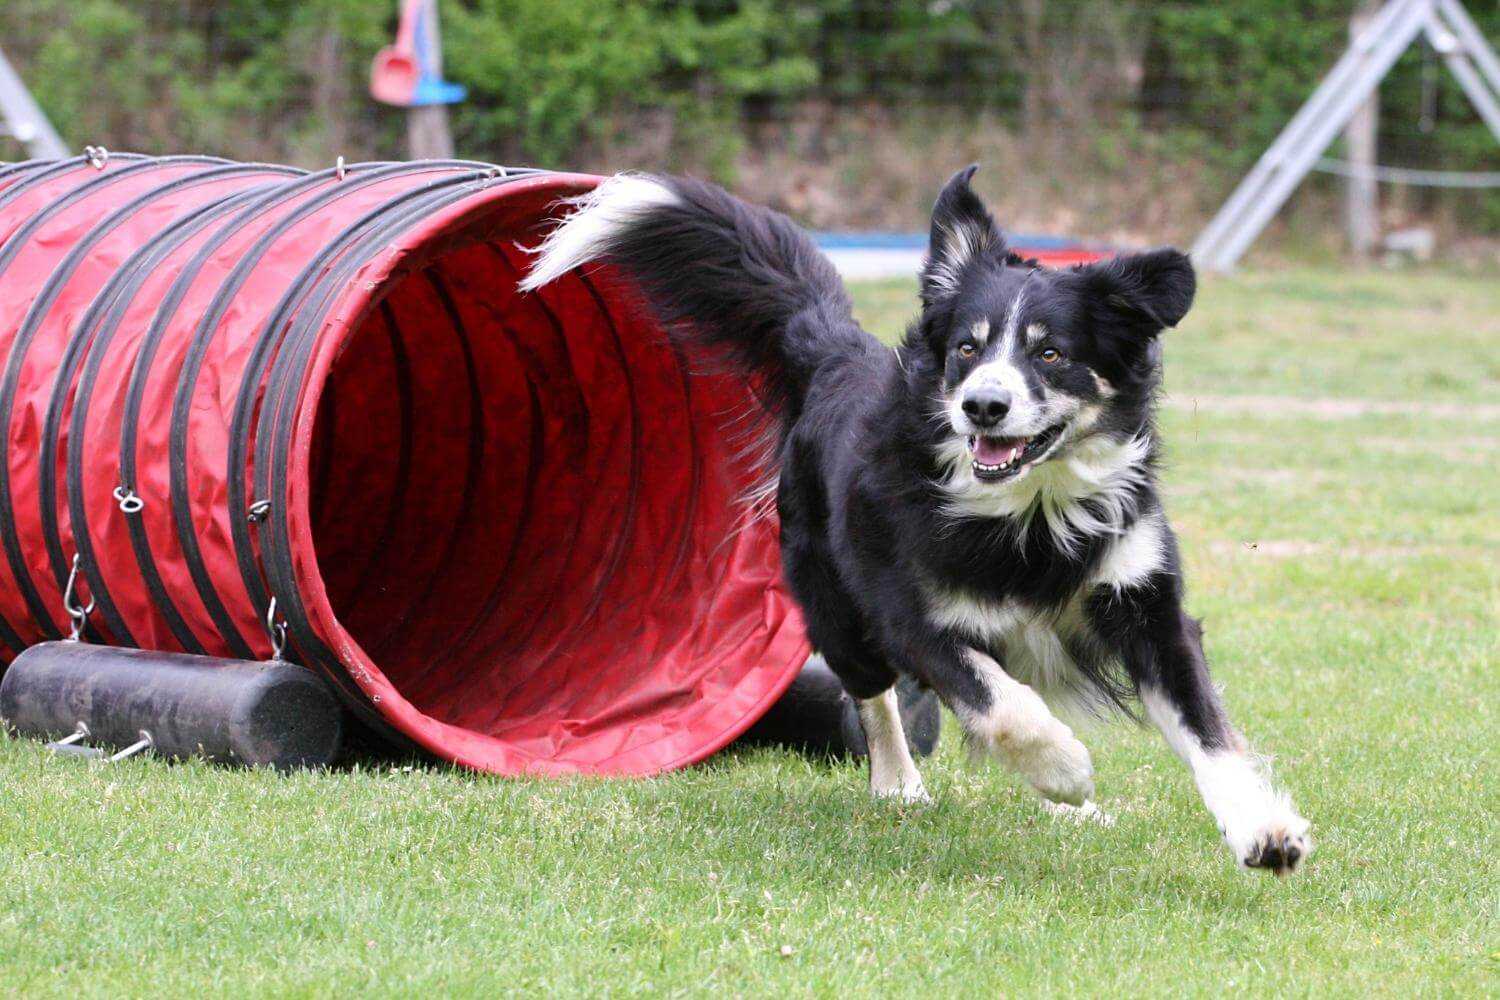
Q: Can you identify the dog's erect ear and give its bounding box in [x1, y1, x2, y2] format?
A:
[1075, 248, 1196, 336]
[920, 165, 1005, 307]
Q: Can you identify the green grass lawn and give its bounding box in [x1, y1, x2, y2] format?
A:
[3, 268, 1498, 997]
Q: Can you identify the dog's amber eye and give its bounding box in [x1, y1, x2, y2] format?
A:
[957, 343, 976, 359]
[1039, 348, 1061, 363]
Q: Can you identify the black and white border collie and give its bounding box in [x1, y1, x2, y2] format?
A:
[522, 166, 1312, 875]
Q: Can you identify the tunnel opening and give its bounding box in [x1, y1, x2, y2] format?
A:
[302, 196, 807, 774]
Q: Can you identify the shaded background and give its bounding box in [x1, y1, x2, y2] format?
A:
[2, 0, 1498, 258]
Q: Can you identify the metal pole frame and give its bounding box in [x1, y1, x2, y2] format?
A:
[1192, 0, 1500, 272]
[0, 46, 68, 160]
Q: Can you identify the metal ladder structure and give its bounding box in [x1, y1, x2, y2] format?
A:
[0, 45, 68, 160]
[1192, 0, 1500, 272]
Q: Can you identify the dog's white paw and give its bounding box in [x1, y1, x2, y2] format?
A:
[1225, 810, 1312, 875]
[871, 775, 932, 805]
[1041, 798, 1115, 826]
[1000, 729, 1094, 806]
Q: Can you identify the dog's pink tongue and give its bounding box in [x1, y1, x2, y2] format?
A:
[974, 436, 1026, 465]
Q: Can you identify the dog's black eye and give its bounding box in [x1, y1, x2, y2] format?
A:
[957, 343, 976, 359]
[1039, 348, 1062, 363]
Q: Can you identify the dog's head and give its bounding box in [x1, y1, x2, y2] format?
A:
[909, 165, 1195, 491]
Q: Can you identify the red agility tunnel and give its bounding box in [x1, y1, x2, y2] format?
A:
[0, 154, 809, 775]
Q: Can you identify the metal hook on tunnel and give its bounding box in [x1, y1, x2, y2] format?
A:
[62, 553, 96, 642]
[264, 596, 288, 662]
[112, 485, 144, 514]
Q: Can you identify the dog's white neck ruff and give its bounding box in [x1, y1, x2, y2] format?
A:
[936, 431, 1153, 554]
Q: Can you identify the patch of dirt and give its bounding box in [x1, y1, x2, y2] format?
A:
[1163, 394, 1500, 421]
[1172, 429, 1497, 465]
[1215, 468, 1338, 487]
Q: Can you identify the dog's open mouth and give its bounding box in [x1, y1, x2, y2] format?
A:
[967, 423, 1065, 482]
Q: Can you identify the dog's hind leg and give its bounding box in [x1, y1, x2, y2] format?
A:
[856, 687, 931, 804]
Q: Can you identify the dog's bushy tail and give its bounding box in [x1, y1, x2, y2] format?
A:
[519, 173, 871, 424]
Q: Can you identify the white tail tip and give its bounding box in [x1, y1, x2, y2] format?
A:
[517, 173, 679, 293]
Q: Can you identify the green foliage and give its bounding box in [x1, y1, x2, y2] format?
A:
[1150, 1, 1352, 166]
[0, 0, 818, 172]
[775, 0, 1026, 107]
[442, 0, 815, 168]
[0, 1, 1495, 223]
[0, 0, 395, 163]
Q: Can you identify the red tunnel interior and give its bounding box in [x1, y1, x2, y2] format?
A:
[303, 222, 807, 774]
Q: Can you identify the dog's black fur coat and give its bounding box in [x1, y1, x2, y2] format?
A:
[523, 167, 1310, 872]
[560, 170, 1224, 730]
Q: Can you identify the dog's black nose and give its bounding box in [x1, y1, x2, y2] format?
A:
[962, 387, 1011, 427]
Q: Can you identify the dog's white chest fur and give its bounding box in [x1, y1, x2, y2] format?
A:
[923, 513, 1167, 714]
[926, 590, 1088, 701]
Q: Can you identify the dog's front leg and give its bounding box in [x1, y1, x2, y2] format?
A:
[873, 621, 1094, 806]
[949, 647, 1096, 806]
[1088, 575, 1311, 874]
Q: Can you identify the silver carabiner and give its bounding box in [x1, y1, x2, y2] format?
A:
[62, 553, 96, 642]
[83, 145, 109, 170]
